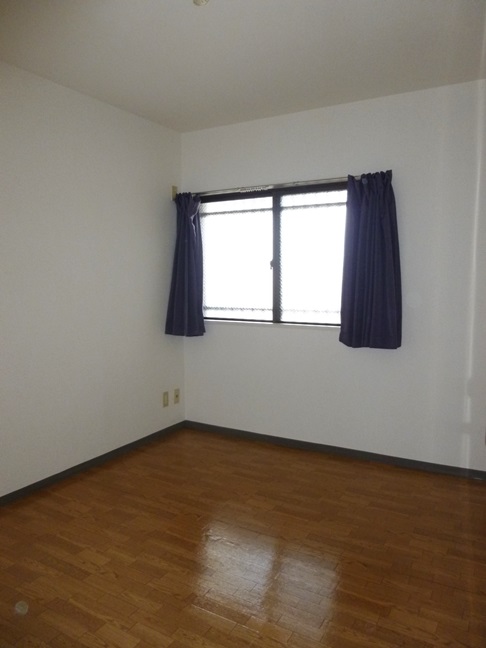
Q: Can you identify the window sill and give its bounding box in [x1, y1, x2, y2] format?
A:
[203, 318, 340, 331]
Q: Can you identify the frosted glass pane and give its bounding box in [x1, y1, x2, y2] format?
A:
[280, 195, 346, 324]
[201, 198, 273, 320]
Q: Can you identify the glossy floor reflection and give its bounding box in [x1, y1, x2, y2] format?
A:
[0, 428, 485, 647]
[199, 521, 337, 642]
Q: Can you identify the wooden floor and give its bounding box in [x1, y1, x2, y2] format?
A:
[1, 429, 485, 648]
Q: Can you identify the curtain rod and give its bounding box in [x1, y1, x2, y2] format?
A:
[171, 176, 357, 200]
[196, 176, 350, 198]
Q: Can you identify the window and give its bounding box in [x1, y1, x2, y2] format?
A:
[200, 182, 347, 326]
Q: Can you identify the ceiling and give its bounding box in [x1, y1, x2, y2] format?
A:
[0, 0, 485, 132]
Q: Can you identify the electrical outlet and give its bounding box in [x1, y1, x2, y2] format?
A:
[174, 388, 180, 404]
[163, 391, 169, 407]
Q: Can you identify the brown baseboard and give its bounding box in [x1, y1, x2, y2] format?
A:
[2, 419, 484, 505]
[185, 420, 486, 481]
[0, 422, 185, 506]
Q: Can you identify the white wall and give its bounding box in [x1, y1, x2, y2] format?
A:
[2, 66, 484, 497]
[182, 81, 486, 471]
[0, 63, 182, 496]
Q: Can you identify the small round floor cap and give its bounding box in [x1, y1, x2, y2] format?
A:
[14, 601, 29, 615]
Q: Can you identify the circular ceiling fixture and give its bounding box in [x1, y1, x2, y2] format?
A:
[193, 0, 209, 5]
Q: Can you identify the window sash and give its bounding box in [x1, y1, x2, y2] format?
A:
[200, 182, 347, 326]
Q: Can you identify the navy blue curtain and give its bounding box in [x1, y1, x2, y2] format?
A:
[339, 171, 401, 349]
[165, 192, 205, 336]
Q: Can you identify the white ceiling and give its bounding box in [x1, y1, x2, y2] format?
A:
[1, 0, 485, 132]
